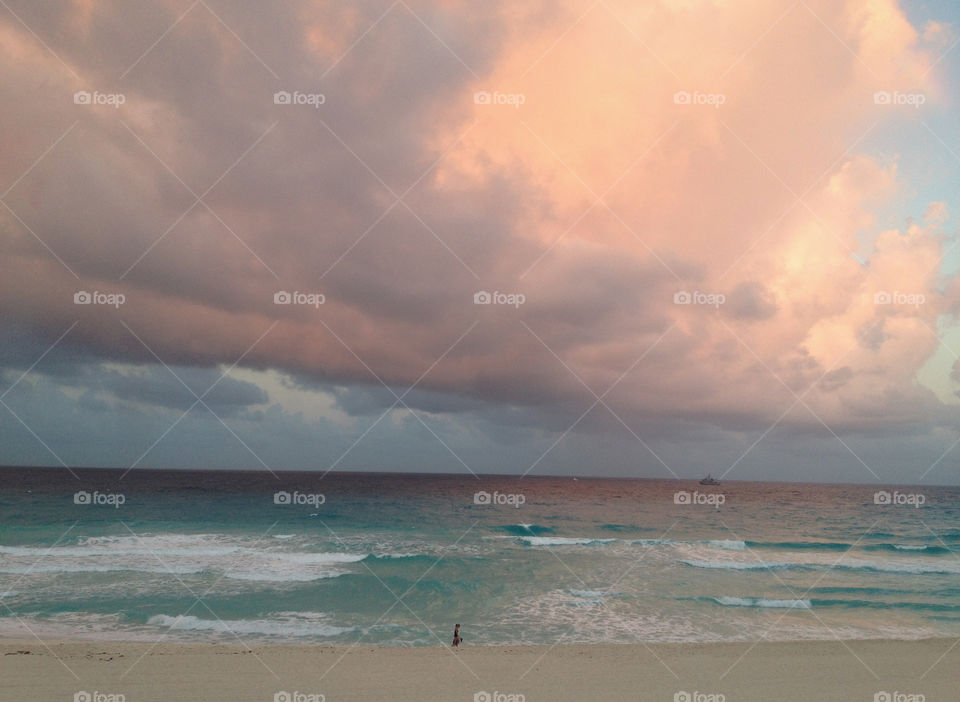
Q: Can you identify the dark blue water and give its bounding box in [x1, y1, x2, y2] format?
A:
[1, 467, 958, 645]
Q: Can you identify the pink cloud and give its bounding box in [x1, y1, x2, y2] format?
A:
[0, 0, 956, 452]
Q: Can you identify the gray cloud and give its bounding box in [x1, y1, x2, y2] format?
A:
[725, 280, 777, 321]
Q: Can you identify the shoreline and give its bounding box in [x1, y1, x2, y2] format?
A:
[1, 637, 955, 701]
[0, 633, 954, 647]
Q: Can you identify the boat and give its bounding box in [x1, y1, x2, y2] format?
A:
[699, 474, 721, 486]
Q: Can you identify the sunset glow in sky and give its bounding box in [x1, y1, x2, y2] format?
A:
[1, 0, 959, 483]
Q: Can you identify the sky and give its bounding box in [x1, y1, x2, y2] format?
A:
[1, 0, 959, 484]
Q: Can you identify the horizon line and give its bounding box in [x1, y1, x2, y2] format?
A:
[0, 464, 955, 488]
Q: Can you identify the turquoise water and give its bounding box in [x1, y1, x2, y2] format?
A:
[1, 468, 958, 645]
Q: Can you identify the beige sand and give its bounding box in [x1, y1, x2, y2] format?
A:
[0, 638, 954, 702]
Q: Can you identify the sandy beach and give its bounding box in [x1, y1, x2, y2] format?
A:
[0, 637, 953, 702]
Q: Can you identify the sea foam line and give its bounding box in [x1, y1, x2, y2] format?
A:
[712, 596, 812, 609]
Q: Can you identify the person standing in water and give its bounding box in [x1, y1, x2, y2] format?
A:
[452, 623, 462, 648]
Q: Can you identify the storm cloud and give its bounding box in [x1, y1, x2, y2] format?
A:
[1, 0, 959, 483]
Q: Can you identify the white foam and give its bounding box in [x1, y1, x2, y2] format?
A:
[146, 612, 354, 638]
[631, 539, 676, 546]
[0, 564, 204, 575]
[213, 551, 367, 582]
[504, 589, 721, 644]
[628, 539, 744, 550]
[705, 540, 746, 551]
[0, 543, 240, 557]
[681, 555, 960, 575]
[520, 537, 617, 546]
[77, 533, 243, 556]
[839, 559, 960, 575]
[225, 571, 343, 582]
[713, 596, 812, 609]
[0, 534, 372, 583]
[681, 560, 794, 571]
[272, 552, 367, 564]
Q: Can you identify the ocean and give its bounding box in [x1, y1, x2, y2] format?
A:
[1, 468, 958, 647]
